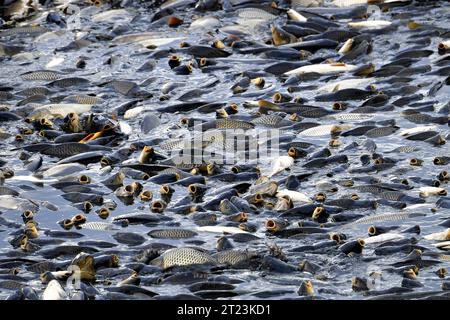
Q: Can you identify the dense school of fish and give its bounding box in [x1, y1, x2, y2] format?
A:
[0, 0, 449, 300]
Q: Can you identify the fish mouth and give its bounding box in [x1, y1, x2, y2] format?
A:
[410, 158, 421, 166]
[60, 219, 74, 230]
[100, 157, 111, 167]
[350, 193, 360, 200]
[79, 175, 91, 184]
[83, 201, 93, 212]
[265, 219, 285, 232]
[236, 212, 248, 222]
[97, 208, 110, 219]
[330, 233, 345, 243]
[228, 103, 238, 114]
[231, 166, 240, 174]
[142, 146, 155, 153]
[160, 185, 173, 195]
[252, 193, 264, 204]
[39, 118, 53, 127]
[67, 112, 77, 120]
[199, 57, 207, 67]
[188, 184, 205, 197]
[439, 171, 449, 181]
[265, 219, 277, 231]
[72, 214, 86, 225]
[332, 102, 346, 110]
[139, 190, 153, 202]
[180, 117, 190, 126]
[22, 210, 34, 221]
[169, 55, 181, 69]
[151, 200, 167, 213]
[124, 184, 134, 194]
[312, 207, 325, 220]
[288, 147, 300, 158]
[272, 92, 282, 103]
[368, 226, 377, 236]
[206, 164, 216, 175]
[315, 192, 326, 202]
[437, 268, 447, 278]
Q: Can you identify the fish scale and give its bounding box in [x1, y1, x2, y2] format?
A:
[17, 87, 51, 96]
[148, 229, 197, 239]
[49, 77, 90, 88]
[0, 92, 13, 100]
[251, 114, 285, 127]
[328, 114, 374, 121]
[387, 146, 419, 153]
[339, 212, 426, 229]
[21, 71, 64, 81]
[63, 95, 102, 105]
[152, 248, 217, 269]
[213, 250, 255, 266]
[365, 126, 398, 138]
[379, 191, 405, 201]
[0, 26, 48, 37]
[81, 222, 118, 231]
[237, 8, 277, 20]
[160, 139, 186, 151]
[215, 119, 254, 130]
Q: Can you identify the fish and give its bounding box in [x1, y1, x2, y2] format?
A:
[276, 190, 312, 203]
[419, 187, 447, 197]
[339, 212, 426, 229]
[150, 247, 217, 269]
[81, 222, 119, 231]
[364, 233, 404, 245]
[348, 21, 392, 29]
[213, 250, 258, 267]
[42, 280, 67, 300]
[27, 104, 93, 120]
[21, 70, 64, 81]
[196, 226, 249, 235]
[299, 125, 351, 137]
[269, 155, 294, 177]
[148, 229, 197, 239]
[112, 232, 146, 246]
[317, 78, 373, 93]
[0, 195, 38, 211]
[284, 62, 357, 76]
[425, 229, 450, 241]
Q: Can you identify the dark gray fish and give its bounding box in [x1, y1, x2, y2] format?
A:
[187, 46, 231, 58]
[112, 232, 146, 246]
